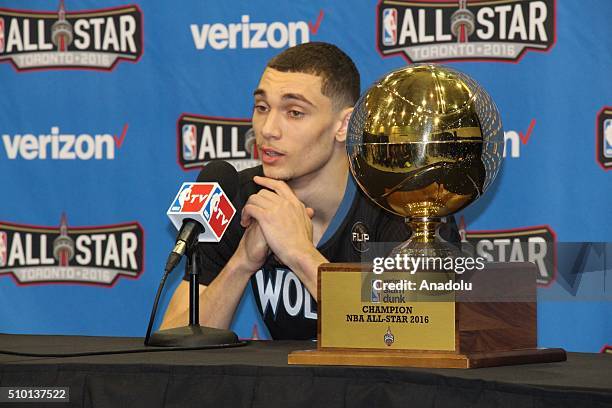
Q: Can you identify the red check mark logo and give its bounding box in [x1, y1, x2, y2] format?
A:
[519, 119, 536, 145]
[308, 10, 324, 35]
[114, 123, 129, 148]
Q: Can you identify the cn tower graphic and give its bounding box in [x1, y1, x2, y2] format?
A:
[51, 0, 73, 51]
[450, 0, 475, 43]
[458, 215, 476, 257]
[244, 128, 259, 160]
[458, 215, 468, 242]
[53, 213, 75, 267]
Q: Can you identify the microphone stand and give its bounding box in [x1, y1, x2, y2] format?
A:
[146, 247, 241, 347]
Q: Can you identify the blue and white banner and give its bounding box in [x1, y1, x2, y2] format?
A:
[0, 0, 610, 352]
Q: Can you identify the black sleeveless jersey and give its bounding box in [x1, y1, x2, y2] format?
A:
[190, 165, 459, 340]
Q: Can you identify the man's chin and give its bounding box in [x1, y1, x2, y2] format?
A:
[262, 165, 292, 182]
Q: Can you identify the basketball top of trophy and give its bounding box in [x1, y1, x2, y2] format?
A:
[347, 64, 503, 219]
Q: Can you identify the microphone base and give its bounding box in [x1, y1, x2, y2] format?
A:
[147, 325, 240, 348]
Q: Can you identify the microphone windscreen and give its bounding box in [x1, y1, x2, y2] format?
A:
[196, 160, 239, 199]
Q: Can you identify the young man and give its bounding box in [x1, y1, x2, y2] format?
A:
[161, 42, 450, 339]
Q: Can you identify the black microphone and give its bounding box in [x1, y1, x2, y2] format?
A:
[165, 161, 239, 272]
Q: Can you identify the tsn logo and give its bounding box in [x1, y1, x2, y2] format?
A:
[168, 183, 236, 242]
[177, 185, 209, 209]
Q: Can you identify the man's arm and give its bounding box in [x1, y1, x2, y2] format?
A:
[160, 220, 270, 330]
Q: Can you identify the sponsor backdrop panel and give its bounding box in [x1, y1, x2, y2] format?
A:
[0, 0, 610, 351]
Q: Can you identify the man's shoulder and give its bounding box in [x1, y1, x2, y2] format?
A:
[236, 165, 264, 200]
[238, 165, 263, 181]
[351, 187, 399, 222]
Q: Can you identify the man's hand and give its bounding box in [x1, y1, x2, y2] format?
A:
[234, 219, 270, 274]
[240, 176, 326, 299]
[241, 176, 315, 267]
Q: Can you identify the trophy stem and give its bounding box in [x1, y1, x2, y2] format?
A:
[406, 217, 442, 244]
[391, 217, 460, 258]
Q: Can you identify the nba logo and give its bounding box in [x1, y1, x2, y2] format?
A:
[182, 124, 197, 161]
[371, 280, 381, 303]
[0, 231, 7, 267]
[382, 8, 397, 46]
[203, 186, 235, 239]
[169, 183, 193, 212]
[0, 18, 5, 53]
[180, 184, 213, 213]
[604, 119, 612, 158]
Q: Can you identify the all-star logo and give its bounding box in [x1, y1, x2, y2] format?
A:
[596, 107, 612, 170]
[0, 0, 143, 71]
[377, 0, 556, 63]
[384, 326, 395, 346]
[178, 114, 260, 172]
[0, 214, 144, 286]
[458, 217, 557, 286]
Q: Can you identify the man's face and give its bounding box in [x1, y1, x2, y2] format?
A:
[252, 68, 343, 181]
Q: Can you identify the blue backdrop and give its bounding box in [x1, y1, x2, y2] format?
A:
[0, 0, 610, 352]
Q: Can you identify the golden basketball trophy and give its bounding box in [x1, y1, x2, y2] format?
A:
[289, 65, 566, 368]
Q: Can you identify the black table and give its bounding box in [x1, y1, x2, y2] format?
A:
[0, 334, 611, 407]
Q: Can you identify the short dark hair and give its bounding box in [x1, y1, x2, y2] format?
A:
[267, 42, 360, 111]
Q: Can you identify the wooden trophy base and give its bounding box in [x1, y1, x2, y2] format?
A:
[288, 348, 567, 369]
[288, 262, 567, 369]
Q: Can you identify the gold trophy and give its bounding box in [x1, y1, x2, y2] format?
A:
[347, 64, 502, 257]
[289, 65, 566, 368]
